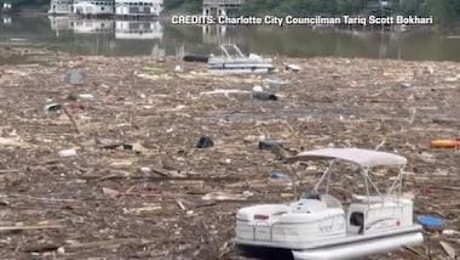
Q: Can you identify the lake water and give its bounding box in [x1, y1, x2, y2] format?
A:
[1, 15, 460, 63]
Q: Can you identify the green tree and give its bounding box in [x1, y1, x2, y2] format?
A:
[424, 0, 460, 24]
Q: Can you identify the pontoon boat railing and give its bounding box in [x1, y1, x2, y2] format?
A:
[219, 44, 245, 58]
[310, 160, 400, 206]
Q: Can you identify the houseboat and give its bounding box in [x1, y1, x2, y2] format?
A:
[115, 0, 163, 17]
[73, 19, 114, 34]
[73, 0, 114, 16]
[115, 20, 163, 39]
[48, 0, 73, 15]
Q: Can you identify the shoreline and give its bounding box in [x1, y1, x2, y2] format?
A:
[3, 11, 460, 27]
[2, 50, 460, 67]
[2, 46, 460, 66]
[5, 12, 449, 33]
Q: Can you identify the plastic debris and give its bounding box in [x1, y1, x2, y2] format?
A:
[122, 142, 148, 154]
[242, 190, 254, 197]
[202, 192, 250, 201]
[442, 229, 460, 236]
[78, 94, 94, 101]
[417, 215, 445, 230]
[196, 136, 214, 149]
[140, 167, 152, 174]
[270, 171, 289, 180]
[58, 149, 77, 157]
[200, 89, 250, 96]
[259, 139, 283, 150]
[252, 86, 278, 101]
[400, 82, 413, 89]
[286, 64, 301, 72]
[444, 76, 458, 82]
[44, 102, 62, 113]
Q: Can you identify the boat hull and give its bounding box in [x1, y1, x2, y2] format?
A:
[292, 230, 423, 260]
[209, 68, 274, 74]
[237, 227, 423, 260]
[208, 63, 275, 74]
[238, 230, 423, 260]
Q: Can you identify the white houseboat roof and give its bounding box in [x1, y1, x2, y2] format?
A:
[74, 0, 114, 2]
[115, 0, 162, 3]
[115, 33, 162, 39]
[74, 1, 95, 7]
[287, 148, 407, 168]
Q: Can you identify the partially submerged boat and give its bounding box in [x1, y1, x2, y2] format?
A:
[207, 44, 275, 74]
[235, 148, 424, 260]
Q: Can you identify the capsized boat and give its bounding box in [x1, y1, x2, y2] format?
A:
[207, 44, 275, 74]
[235, 148, 424, 260]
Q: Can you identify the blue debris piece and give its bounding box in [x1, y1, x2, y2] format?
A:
[417, 215, 445, 230]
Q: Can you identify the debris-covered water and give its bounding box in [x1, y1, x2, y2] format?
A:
[0, 53, 458, 259]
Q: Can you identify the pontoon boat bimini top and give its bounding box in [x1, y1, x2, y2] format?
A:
[235, 147, 423, 260]
[286, 148, 407, 168]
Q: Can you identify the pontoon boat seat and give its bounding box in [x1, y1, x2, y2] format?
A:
[320, 194, 343, 209]
[290, 199, 327, 213]
[352, 194, 401, 203]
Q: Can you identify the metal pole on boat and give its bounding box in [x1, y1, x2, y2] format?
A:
[288, 163, 299, 199]
[363, 167, 370, 207]
[397, 164, 406, 203]
[387, 164, 405, 199]
[314, 160, 334, 192]
[325, 161, 334, 194]
[220, 44, 231, 58]
[369, 176, 384, 203]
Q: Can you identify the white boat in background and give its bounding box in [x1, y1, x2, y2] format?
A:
[208, 44, 275, 74]
[236, 148, 424, 260]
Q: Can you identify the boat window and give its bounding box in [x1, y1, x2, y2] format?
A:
[350, 212, 364, 227]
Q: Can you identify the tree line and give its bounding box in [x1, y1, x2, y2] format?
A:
[5, 0, 460, 23]
[164, 0, 460, 23]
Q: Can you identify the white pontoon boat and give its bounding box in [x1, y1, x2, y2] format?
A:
[235, 148, 424, 260]
[208, 44, 275, 74]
